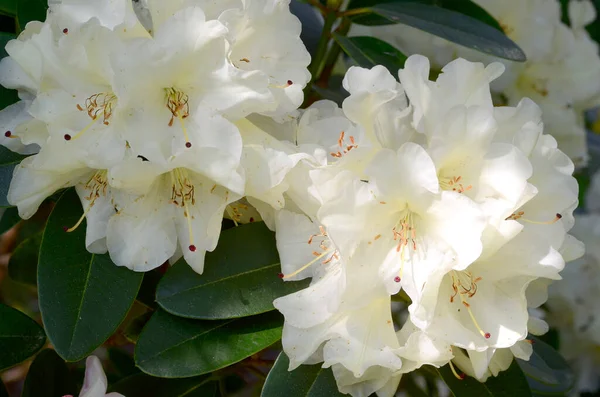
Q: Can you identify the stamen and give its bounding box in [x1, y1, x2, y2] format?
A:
[64, 171, 108, 232]
[505, 211, 562, 224]
[270, 80, 294, 89]
[450, 270, 490, 340]
[64, 117, 98, 141]
[165, 88, 192, 148]
[64, 203, 94, 232]
[170, 169, 197, 251]
[280, 249, 332, 280]
[449, 361, 466, 380]
[440, 175, 472, 194]
[330, 131, 358, 158]
[4, 131, 18, 139]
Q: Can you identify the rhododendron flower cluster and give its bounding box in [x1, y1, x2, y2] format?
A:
[273, 56, 581, 395]
[0, 0, 585, 396]
[0, 0, 310, 273]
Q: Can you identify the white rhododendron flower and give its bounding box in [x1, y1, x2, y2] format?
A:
[273, 55, 581, 395]
[546, 214, 600, 394]
[355, 0, 600, 166]
[65, 355, 124, 397]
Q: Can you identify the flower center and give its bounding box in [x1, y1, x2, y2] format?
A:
[391, 209, 421, 282]
[170, 168, 197, 252]
[65, 93, 117, 141]
[278, 225, 339, 279]
[65, 170, 109, 232]
[439, 175, 472, 194]
[330, 131, 358, 158]
[449, 270, 491, 340]
[165, 87, 192, 148]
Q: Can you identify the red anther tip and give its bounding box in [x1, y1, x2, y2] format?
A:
[459, 374, 466, 380]
[64, 134, 72, 141]
[185, 142, 192, 148]
[278, 273, 284, 279]
[188, 244, 197, 252]
[4, 131, 11, 137]
[556, 213, 562, 219]
[62, 226, 69, 232]
[484, 332, 491, 339]
[63, 28, 69, 34]
[394, 276, 401, 283]
[287, 80, 293, 86]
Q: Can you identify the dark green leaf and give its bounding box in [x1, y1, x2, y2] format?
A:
[157, 222, 310, 320]
[137, 268, 164, 309]
[357, 3, 525, 61]
[0, 378, 7, 397]
[349, 0, 503, 32]
[261, 352, 344, 397]
[0, 32, 15, 59]
[109, 373, 214, 397]
[38, 189, 143, 361]
[0, 303, 45, 370]
[517, 337, 574, 395]
[437, 359, 532, 397]
[8, 230, 41, 285]
[16, 0, 46, 30]
[135, 310, 283, 378]
[0, 206, 20, 234]
[0, 146, 26, 207]
[108, 347, 139, 379]
[0, 0, 16, 17]
[333, 34, 407, 75]
[21, 349, 77, 397]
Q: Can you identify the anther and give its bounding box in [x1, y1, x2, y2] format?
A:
[63, 28, 69, 34]
[64, 134, 72, 141]
[4, 131, 11, 137]
[484, 332, 491, 339]
[287, 80, 293, 86]
[394, 276, 401, 283]
[189, 244, 197, 252]
[185, 142, 192, 148]
[278, 272, 284, 279]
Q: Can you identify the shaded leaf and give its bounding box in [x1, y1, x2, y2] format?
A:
[108, 347, 139, 379]
[0, 206, 20, 234]
[0, 379, 7, 397]
[21, 349, 77, 397]
[135, 310, 283, 378]
[261, 352, 344, 397]
[0, 146, 27, 207]
[333, 34, 407, 74]
[349, 0, 503, 32]
[0, 0, 16, 16]
[437, 359, 532, 397]
[109, 373, 214, 397]
[356, 2, 525, 61]
[16, 0, 46, 30]
[8, 230, 41, 285]
[0, 303, 45, 371]
[157, 222, 310, 320]
[38, 189, 143, 361]
[517, 337, 574, 395]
